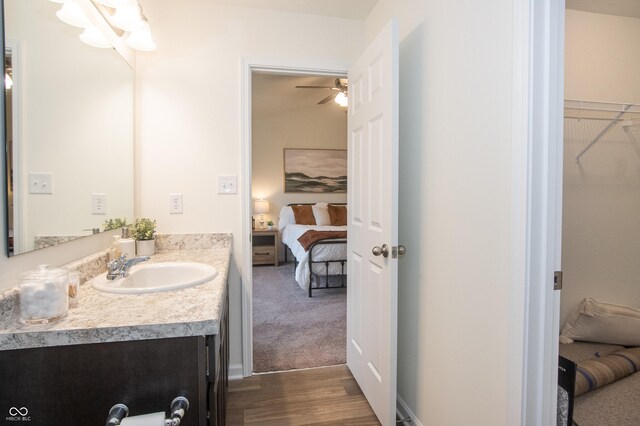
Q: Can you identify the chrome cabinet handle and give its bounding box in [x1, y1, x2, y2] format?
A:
[372, 244, 389, 258]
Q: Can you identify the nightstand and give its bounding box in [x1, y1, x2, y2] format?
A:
[252, 229, 279, 266]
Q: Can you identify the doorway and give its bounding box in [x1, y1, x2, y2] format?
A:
[250, 71, 349, 373]
[239, 60, 349, 378]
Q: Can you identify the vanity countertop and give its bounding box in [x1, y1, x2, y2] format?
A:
[0, 248, 230, 351]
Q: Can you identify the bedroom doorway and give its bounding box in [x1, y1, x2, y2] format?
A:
[249, 71, 349, 373]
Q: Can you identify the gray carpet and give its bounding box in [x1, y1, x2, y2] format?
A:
[252, 262, 346, 373]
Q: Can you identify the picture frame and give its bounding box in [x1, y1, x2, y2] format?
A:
[283, 148, 347, 193]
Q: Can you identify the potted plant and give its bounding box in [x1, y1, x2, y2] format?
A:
[102, 217, 127, 232]
[267, 220, 274, 230]
[132, 218, 157, 256]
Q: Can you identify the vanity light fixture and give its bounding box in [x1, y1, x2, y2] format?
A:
[110, 0, 144, 32]
[56, 0, 91, 28]
[96, 0, 128, 7]
[335, 91, 348, 107]
[54, 0, 157, 52]
[125, 19, 156, 51]
[79, 25, 112, 48]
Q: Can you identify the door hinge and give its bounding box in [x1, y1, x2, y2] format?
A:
[554, 271, 563, 291]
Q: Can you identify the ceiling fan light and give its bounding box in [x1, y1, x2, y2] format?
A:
[56, 1, 91, 28]
[125, 21, 156, 51]
[79, 25, 112, 48]
[335, 92, 348, 107]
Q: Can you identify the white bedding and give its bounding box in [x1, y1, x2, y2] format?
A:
[281, 224, 347, 290]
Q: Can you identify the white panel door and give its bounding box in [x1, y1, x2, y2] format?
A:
[347, 19, 399, 426]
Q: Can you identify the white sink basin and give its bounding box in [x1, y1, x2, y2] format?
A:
[92, 262, 218, 294]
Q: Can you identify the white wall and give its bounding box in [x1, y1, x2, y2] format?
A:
[561, 10, 640, 324]
[252, 86, 347, 255]
[135, 0, 364, 374]
[366, 1, 514, 425]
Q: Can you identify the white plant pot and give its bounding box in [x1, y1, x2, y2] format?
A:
[136, 239, 155, 256]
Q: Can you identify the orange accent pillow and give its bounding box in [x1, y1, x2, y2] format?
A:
[328, 205, 347, 226]
[292, 205, 316, 225]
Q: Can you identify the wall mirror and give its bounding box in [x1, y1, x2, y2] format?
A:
[3, 0, 134, 256]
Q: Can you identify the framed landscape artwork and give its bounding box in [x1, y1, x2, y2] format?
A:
[284, 148, 347, 193]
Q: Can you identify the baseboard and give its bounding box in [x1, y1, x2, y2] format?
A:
[397, 394, 422, 426]
[228, 363, 244, 381]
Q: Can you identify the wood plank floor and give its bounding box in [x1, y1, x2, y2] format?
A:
[226, 365, 381, 425]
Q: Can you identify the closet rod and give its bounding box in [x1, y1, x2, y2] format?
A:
[575, 105, 631, 163]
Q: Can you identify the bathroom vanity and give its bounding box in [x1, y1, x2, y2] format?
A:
[0, 240, 230, 426]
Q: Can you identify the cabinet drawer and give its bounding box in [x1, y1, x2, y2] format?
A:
[252, 247, 275, 264]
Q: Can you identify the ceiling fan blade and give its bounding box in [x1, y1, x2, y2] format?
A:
[318, 92, 338, 104]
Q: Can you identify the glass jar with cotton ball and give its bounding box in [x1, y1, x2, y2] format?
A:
[19, 265, 69, 324]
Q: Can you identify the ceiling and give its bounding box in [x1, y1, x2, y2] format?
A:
[566, 0, 640, 19]
[252, 73, 346, 116]
[208, 0, 378, 19]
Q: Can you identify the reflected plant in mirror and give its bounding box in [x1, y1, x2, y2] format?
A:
[3, 0, 134, 256]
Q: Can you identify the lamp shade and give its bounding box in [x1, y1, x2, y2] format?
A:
[56, 1, 91, 28]
[79, 26, 112, 48]
[125, 21, 157, 51]
[254, 200, 269, 214]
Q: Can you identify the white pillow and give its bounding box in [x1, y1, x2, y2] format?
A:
[312, 204, 331, 226]
[278, 206, 295, 231]
[560, 298, 640, 346]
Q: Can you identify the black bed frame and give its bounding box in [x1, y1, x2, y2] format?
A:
[285, 203, 347, 297]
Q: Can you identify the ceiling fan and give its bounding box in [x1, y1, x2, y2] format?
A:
[295, 78, 348, 106]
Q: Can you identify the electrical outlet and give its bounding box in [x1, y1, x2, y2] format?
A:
[92, 193, 107, 215]
[28, 173, 53, 194]
[169, 193, 183, 214]
[217, 175, 237, 194]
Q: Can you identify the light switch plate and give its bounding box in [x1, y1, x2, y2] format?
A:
[217, 175, 237, 194]
[169, 193, 183, 214]
[28, 173, 53, 194]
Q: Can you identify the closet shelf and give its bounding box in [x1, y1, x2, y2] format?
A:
[564, 99, 640, 162]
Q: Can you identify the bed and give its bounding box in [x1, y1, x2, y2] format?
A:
[279, 203, 347, 297]
[557, 298, 640, 426]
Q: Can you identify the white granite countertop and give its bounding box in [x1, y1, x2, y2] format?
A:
[0, 247, 230, 351]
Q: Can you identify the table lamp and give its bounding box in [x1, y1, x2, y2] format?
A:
[254, 199, 269, 229]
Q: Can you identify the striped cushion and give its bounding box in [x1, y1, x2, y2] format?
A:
[575, 347, 640, 396]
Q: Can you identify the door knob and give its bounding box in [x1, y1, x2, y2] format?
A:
[372, 244, 389, 258]
[397, 245, 406, 257]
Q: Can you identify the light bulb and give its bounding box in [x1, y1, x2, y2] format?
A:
[335, 92, 348, 107]
[5, 73, 13, 90]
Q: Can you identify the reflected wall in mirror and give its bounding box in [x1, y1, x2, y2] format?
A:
[4, 0, 134, 256]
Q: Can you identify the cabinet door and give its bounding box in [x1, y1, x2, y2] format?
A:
[0, 337, 207, 425]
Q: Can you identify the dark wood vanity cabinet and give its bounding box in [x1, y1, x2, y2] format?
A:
[0, 294, 229, 426]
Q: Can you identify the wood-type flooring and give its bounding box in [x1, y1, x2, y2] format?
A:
[226, 365, 381, 425]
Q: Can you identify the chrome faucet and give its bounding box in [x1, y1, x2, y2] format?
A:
[106, 255, 150, 280]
